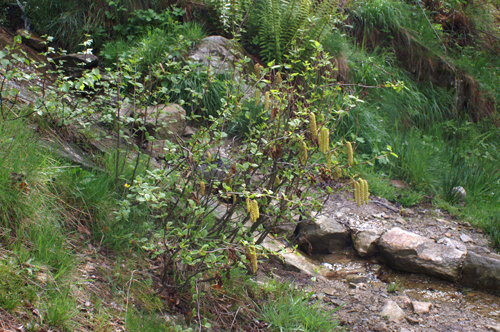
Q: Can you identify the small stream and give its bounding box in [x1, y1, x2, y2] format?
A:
[313, 250, 500, 321]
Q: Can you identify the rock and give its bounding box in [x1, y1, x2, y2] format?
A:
[412, 301, 431, 315]
[296, 214, 350, 253]
[406, 316, 421, 324]
[398, 295, 412, 309]
[15, 29, 46, 51]
[351, 228, 384, 257]
[373, 321, 389, 332]
[39, 139, 96, 169]
[53, 53, 99, 69]
[379, 300, 406, 322]
[460, 234, 474, 243]
[451, 186, 467, 201]
[189, 36, 250, 74]
[378, 228, 467, 281]
[188, 36, 255, 99]
[461, 251, 500, 293]
[345, 274, 370, 284]
[486, 325, 500, 332]
[136, 104, 186, 140]
[437, 237, 467, 252]
[183, 126, 196, 137]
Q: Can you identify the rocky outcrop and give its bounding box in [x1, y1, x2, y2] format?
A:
[135, 103, 186, 141]
[378, 228, 467, 282]
[296, 214, 350, 253]
[15, 29, 47, 51]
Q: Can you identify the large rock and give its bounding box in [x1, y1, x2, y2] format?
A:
[188, 36, 255, 100]
[136, 104, 186, 140]
[296, 214, 350, 253]
[461, 251, 500, 293]
[15, 29, 47, 51]
[189, 36, 250, 74]
[53, 53, 99, 69]
[378, 228, 466, 281]
[351, 228, 384, 257]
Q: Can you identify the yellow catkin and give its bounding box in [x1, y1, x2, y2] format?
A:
[334, 166, 342, 179]
[250, 200, 259, 222]
[233, 195, 236, 205]
[274, 176, 280, 186]
[359, 179, 365, 205]
[299, 140, 308, 165]
[309, 113, 317, 139]
[249, 245, 258, 274]
[200, 180, 205, 196]
[254, 63, 262, 80]
[346, 141, 353, 166]
[355, 181, 361, 207]
[254, 90, 260, 108]
[362, 179, 369, 203]
[326, 152, 332, 172]
[246, 197, 251, 213]
[276, 72, 282, 84]
[207, 151, 212, 163]
[319, 127, 330, 154]
[264, 91, 270, 112]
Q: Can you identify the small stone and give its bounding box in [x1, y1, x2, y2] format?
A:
[412, 301, 432, 315]
[460, 234, 474, 243]
[323, 288, 336, 296]
[373, 322, 389, 332]
[380, 300, 406, 322]
[486, 325, 500, 332]
[398, 295, 412, 309]
[406, 316, 421, 324]
[445, 233, 452, 238]
[346, 274, 370, 284]
[85, 301, 91, 307]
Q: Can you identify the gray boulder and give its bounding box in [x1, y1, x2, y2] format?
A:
[461, 251, 500, 293]
[378, 228, 466, 281]
[296, 214, 350, 253]
[351, 228, 384, 257]
[136, 103, 186, 140]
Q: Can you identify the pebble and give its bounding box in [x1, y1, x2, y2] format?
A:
[373, 322, 389, 332]
[412, 301, 432, 315]
[460, 234, 474, 243]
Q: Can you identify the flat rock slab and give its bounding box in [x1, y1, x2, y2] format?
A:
[461, 251, 500, 293]
[379, 228, 466, 281]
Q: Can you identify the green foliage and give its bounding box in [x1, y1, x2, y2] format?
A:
[257, 280, 341, 331]
[208, 0, 336, 63]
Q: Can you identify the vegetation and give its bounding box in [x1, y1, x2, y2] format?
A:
[0, 0, 499, 329]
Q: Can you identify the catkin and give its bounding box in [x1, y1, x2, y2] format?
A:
[326, 152, 332, 172]
[319, 127, 330, 154]
[334, 166, 342, 179]
[246, 197, 251, 213]
[299, 140, 308, 165]
[346, 141, 353, 166]
[254, 90, 260, 108]
[254, 63, 262, 80]
[200, 180, 205, 196]
[362, 179, 369, 203]
[276, 72, 282, 84]
[355, 181, 361, 207]
[249, 245, 258, 274]
[309, 113, 317, 139]
[250, 200, 259, 222]
[207, 151, 212, 163]
[275, 176, 281, 186]
[264, 91, 270, 112]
